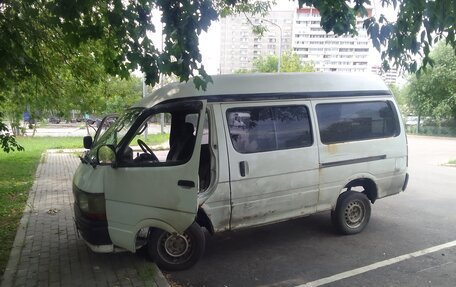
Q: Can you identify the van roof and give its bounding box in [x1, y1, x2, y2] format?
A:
[134, 72, 391, 108]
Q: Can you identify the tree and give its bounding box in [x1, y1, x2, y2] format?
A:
[405, 42, 456, 122]
[2, 0, 455, 90]
[95, 76, 143, 114]
[281, 52, 315, 73]
[252, 55, 279, 73]
[0, 112, 24, 153]
[388, 83, 408, 114]
[251, 52, 315, 73]
[0, 72, 143, 130]
[0, 0, 216, 91]
[298, 0, 456, 74]
[2, 0, 456, 151]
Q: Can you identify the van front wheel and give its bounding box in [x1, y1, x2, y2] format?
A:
[148, 222, 205, 271]
[332, 191, 371, 235]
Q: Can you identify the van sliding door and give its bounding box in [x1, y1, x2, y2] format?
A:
[222, 102, 319, 229]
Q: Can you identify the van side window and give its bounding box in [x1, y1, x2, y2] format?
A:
[227, 105, 313, 153]
[118, 104, 205, 166]
[316, 101, 399, 144]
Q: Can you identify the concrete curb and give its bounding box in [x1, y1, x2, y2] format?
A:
[1, 154, 43, 287]
[46, 148, 85, 153]
[407, 134, 456, 141]
[442, 163, 456, 167]
[151, 265, 170, 287]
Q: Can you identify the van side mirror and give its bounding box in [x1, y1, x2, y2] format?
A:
[97, 145, 116, 166]
[83, 136, 93, 149]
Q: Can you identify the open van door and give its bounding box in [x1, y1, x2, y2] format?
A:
[103, 100, 207, 252]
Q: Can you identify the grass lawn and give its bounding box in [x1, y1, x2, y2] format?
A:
[0, 137, 82, 276]
[449, 159, 456, 165]
[133, 133, 170, 147]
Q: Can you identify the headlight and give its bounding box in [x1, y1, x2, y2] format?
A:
[78, 192, 89, 212]
[73, 184, 106, 220]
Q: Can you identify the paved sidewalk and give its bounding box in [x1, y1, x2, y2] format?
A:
[1, 152, 169, 287]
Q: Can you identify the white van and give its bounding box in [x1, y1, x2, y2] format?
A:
[73, 73, 409, 270]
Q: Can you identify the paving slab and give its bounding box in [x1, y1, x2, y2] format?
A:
[1, 152, 169, 287]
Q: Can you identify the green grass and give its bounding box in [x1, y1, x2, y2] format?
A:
[448, 159, 456, 165]
[0, 137, 82, 276]
[133, 133, 170, 147]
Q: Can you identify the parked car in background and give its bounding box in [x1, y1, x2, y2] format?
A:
[48, 117, 61, 124]
[85, 118, 100, 126]
[406, 116, 419, 126]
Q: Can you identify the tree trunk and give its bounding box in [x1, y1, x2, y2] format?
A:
[85, 121, 90, 136]
[417, 113, 421, 134]
[32, 123, 37, 137]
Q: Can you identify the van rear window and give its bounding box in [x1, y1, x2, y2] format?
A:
[227, 105, 313, 153]
[316, 101, 399, 144]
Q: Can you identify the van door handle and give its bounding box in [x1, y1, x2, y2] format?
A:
[239, 161, 249, 177]
[178, 180, 195, 188]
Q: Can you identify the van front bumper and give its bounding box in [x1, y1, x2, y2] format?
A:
[74, 203, 112, 246]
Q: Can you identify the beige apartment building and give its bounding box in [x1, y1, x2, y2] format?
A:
[292, 7, 371, 73]
[219, 10, 294, 74]
[219, 6, 398, 83]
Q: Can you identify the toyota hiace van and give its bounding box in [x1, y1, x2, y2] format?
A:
[73, 73, 409, 270]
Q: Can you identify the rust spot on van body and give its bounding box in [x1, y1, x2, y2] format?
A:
[327, 144, 338, 154]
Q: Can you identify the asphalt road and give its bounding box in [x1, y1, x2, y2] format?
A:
[168, 135, 456, 287]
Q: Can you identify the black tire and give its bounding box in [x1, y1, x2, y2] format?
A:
[332, 191, 371, 235]
[148, 222, 205, 271]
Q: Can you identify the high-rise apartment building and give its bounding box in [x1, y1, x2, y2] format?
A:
[292, 7, 372, 73]
[219, 11, 294, 74]
[371, 65, 401, 85]
[219, 7, 375, 74]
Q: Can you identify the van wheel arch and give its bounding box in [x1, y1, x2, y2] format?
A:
[133, 220, 178, 252]
[342, 178, 378, 204]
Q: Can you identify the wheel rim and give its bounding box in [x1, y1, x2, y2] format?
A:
[157, 232, 193, 264]
[344, 200, 365, 228]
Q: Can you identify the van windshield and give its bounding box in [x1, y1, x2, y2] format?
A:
[86, 108, 143, 162]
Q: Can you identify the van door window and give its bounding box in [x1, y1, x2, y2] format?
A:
[85, 108, 143, 164]
[93, 114, 118, 145]
[316, 101, 400, 144]
[119, 109, 202, 166]
[226, 105, 313, 153]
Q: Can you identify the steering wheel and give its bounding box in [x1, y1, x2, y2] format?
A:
[137, 139, 159, 162]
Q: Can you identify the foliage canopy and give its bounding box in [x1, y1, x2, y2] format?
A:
[2, 0, 455, 90]
[246, 52, 315, 73]
[1, 0, 456, 151]
[405, 43, 456, 119]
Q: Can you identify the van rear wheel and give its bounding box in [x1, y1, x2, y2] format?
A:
[332, 191, 371, 235]
[148, 222, 205, 271]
